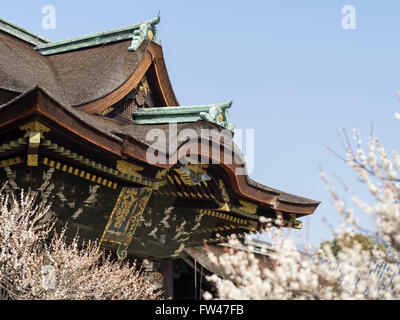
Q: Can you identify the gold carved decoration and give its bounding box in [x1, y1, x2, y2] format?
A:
[0, 157, 24, 168]
[215, 179, 230, 212]
[217, 202, 230, 212]
[173, 164, 210, 186]
[27, 132, 41, 167]
[42, 157, 118, 189]
[174, 168, 194, 186]
[155, 169, 168, 180]
[140, 74, 151, 95]
[219, 179, 230, 203]
[289, 213, 302, 229]
[147, 30, 154, 41]
[27, 154, 38, 167]
[238, 200, 258, 215]
[99, 187, 152, 259]
[28, 132, 41, 146]
[198, 209, 248, 225]
[20, 121, 50, 138]
[173, 157, 210, 181]
[97, 107, 114, 116]
[185, 164, 209, 175]
[116, 160, 144, 178]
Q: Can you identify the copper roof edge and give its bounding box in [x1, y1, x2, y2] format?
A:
[0, 17, 51, 46]
[34, 16, 161, 56]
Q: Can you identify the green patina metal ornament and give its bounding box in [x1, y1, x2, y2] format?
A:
[34, 16, 161, 56]
[132, 101, 235, 131]
[128, 18, 160, 51]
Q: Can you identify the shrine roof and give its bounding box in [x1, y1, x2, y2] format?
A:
[0, 17, 320, 218]
[0, 85, 319, 213]
[0, 16, 176, 108]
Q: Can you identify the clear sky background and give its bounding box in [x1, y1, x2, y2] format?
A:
[2, 0, 400, 246]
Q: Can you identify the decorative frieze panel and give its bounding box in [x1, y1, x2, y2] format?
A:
[99, 187, 152, 259]
[0, 162, 119, 235]
[101, 74, 157, 120]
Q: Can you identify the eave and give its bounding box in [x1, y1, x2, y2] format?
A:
[132, 102, 235, 131]
[0, 86, 319, 217]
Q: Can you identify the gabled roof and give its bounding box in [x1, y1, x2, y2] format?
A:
[0, 16, 178, 108]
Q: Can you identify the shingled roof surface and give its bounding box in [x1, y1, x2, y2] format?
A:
[47, 39, 145, 106]
[0, 30, 61, 99]
[0, 30, 147, 107]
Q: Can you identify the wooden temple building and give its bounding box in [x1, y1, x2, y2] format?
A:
[0, 16, 319, 298]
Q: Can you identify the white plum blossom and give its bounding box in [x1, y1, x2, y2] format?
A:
[205, 127, 400, 300]
[0, 189, 160, 300]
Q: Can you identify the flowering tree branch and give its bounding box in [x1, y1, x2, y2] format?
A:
[0, 187, 161, 300]
[205, 125, 400, 300]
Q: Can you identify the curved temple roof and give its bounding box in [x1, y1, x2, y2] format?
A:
[0, 16, 177, 108]
[0, 17, 320, 223]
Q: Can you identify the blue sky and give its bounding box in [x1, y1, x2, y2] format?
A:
[2, 1, 400, 246]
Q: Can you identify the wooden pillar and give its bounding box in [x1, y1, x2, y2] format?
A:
[160, 258, 174, 299]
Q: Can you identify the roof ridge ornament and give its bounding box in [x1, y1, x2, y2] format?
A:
[34, 16, 161, 56]
[199, 103, 235, 131]
[128, 16, 161, 51]
[132, 101, 235, 131]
